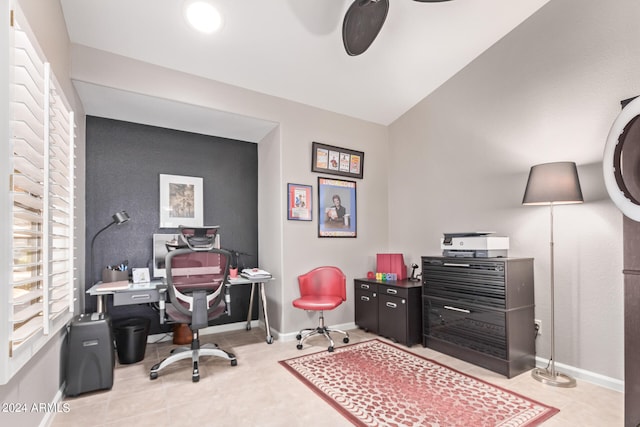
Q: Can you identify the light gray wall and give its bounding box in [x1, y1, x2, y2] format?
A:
[69, 44, 390, 337]
[389, 0, 640, 383]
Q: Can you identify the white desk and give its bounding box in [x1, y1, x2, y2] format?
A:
[229, 276, 274, 344]
[87, 277, 274, 344]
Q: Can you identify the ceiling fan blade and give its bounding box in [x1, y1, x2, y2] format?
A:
[342, 0, 389, 56]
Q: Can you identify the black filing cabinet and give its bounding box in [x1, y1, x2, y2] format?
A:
[354, 278, 422, 346]
[422, 256, 535, 378]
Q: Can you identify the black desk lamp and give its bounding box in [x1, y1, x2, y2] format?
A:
[89, 211, 130, 286]
[408, 263, 421, 282]
[523, 162, 582, 388]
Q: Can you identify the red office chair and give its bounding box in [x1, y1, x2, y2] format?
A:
[293, 266, 350, 352]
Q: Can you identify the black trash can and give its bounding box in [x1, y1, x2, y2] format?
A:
[113, 317, 150, 364]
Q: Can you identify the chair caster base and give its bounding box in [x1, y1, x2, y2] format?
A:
[295, 325, 350, 352]
[150, 363, 160, 380]
[192, 361, 200, 382]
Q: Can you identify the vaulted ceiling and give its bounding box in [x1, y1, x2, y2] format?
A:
[60, 0, 551, 138]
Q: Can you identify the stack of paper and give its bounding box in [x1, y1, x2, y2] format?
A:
[241, 268, 272, 280]
[94, 280, 130, 291]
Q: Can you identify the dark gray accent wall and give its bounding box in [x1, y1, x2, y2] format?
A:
[85, 116, 258, 331]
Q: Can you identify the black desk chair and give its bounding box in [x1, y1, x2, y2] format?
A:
[150, 227, 237, 382]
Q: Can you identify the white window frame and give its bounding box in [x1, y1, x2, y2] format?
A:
[0, 4, 76, 385]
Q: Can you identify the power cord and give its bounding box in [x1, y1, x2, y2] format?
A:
[147, 333, 172, 344]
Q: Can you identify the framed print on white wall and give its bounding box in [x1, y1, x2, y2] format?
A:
[318, 177, 357, 237]
[311, 141, 364, 179]
[159, 174, 203, 228]
[287, 183, 313, 221]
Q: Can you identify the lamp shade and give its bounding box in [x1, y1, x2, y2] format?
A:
[522, 162, 584, 205]
[112, 211, 130, 224]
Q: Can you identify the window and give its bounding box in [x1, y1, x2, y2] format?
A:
[0, 6, 76, 384]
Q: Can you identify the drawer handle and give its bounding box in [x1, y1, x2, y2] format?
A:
[443, 263, 470, 268]
[386, 288, 398, 295]
[444, 305, 470, 314]
[131, 294, 151, 300]
[386, 302, 397, 309]
[360, 284, 370, 289]
[361, 296, 370, 302]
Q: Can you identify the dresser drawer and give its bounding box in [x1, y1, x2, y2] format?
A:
[379, 293, 408, 344]
[356, 280, 378, 292]
[423, 297, 506, 359]
[379, 284, 411, 299]
[355, 288, 378, 333]
[113, 289, 160, 306]
[422, 257, 506, 308]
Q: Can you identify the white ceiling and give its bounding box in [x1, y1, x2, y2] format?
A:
[60, 0, 551, 138]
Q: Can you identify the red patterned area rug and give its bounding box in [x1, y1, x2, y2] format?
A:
[279, 339, 559, 427]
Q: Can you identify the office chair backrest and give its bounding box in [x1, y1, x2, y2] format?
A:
[166, 247, 231, 329]
[180, 227, 219, 250]
[297, 266, 346, 301]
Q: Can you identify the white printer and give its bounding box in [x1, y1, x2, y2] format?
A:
[440, 232, 509, 258]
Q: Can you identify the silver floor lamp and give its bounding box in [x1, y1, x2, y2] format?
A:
[522, 162, 583, 388]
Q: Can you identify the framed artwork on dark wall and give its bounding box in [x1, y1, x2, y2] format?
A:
[159, 174, 203, 228]
[318, 177, 357, 238]
[312, 141, 364, 179]
[287, 183, 313, 221]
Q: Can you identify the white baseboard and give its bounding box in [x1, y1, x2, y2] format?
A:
[41, 387, 66, 427]
[534, 357, 624, 392]
[276, 322, 358, 343]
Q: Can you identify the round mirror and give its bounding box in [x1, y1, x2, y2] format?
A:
[604, 96, 640, 221]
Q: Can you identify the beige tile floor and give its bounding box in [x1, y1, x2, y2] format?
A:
[52, 327, 623, 427]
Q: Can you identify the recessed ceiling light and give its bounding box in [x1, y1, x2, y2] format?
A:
[184, 1, 223, 34]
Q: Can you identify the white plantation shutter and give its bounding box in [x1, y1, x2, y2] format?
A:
[1, 5, 76, 384]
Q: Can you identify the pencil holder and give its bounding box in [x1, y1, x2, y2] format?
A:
[102, 268, 128, 283]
